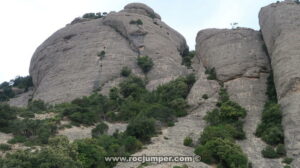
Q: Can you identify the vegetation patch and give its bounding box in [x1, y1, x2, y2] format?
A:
[137, 56, 154, 73]
[181, 49, 195, 68]
[255, 73, 287, 160]
[194, 87, 249, 168]
[205, 67, 217, 80]
[121, 66, 132, 77]
[0, 76, 33, 102]
[130, 19, 143, 25]
[0, 67, 196, 167]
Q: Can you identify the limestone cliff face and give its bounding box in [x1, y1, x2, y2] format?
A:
[259, 0, 300, 166]
[29, 3, 189, 104]
[195, 28, 281, 168]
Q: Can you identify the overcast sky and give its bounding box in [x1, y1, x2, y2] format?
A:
[0, 0, 277, 83]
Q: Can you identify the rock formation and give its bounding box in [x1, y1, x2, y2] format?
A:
[29, 3, 189, 104]
[260, 0, 300, 166]
[195, 28, 281, 167]
[5, 1, 300, 167]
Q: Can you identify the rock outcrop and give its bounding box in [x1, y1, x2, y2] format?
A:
[195, 28, 281, 168]
[29, 3, 189, 104]
[260, 0, 300, 166]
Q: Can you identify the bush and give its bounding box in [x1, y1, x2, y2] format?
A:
[7, 135, 26, 144]
[276, 144, 286, 156]
[261, 146, 278, 158]
[142, 104, 175, 123]
[121, 67, 132, 77]
[97, 50, 106, 59]
[10, 119, 57, 145]
[92, 122, 109, 138]
[202, 94, 208, 99]
[19, 111, 35, 118]
[256, 102, 284, 145]
[126, 116, 156, 142]
[28, 100, 47, 113]
[83, 12, 103, 19]
[183, 136, 193, 147]
[0, 104, 17, 133]
[0, 144, 11, 151]
[137, 56, 154, 73]
[282, 157, 293, 164]
[119, 76, 146, 98]
[199, 125, 235, 145]
[123, 136, 142, 153]
[194, 138, 248, 167]
[181, 50, 195, 68]
[205, 67, 217, 80]
[11, 76, 33, 90]
[75, 138, 107, 168]
[130, 19, 143, 25]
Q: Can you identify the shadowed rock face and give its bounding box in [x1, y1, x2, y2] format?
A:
[195, 28, 282, 168]
[29, 3, 189, 104]
[259, 0, 300, 166]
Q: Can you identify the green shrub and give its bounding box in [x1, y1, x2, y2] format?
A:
[0, 144, 11, 151]
[121, 67, 132, 77]
[181, 50, 195, 68]
[11, 76, 33, 90]
[194, 138, 248, 167]
[276, 144, 286, 156]
[205, 67, 217, 80]
[97, 50, 106, 59]
[283, 166, 291, 168]
[282, 157, 293, 164]
[92, 122, 109, 138]
[7, 135, 26, 144]
[219, 100, 247, 121]
[119, 75, 146, 98]
[130, 19, 143, 25]
[142, 104, 175, 123]
[10, 119, 57, 145]
[199, 125, 235, 145]
[123, 136, 142, 153]
[75, 138, 107, 168]
[183, 136, 193, 147]
[19, 111, 35, 118]
[261, 146, 278, 158]
[256, 102, 284, 145]
[126, 116, 156, 142]
[137, 56, 154, 73]
[28, 100, 47, 113]
[202, 94, 208, 99]
[83, 12, 103, 19]
[0, 104, 17, 133]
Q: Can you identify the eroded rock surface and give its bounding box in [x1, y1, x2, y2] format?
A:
[195, 28, 282, 168]
[29, 3, 189, 104]
[260, 0, 300, 165]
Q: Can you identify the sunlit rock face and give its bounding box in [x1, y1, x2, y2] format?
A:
[29, 3, 189, 104]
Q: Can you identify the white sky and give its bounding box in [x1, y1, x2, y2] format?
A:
[0, 0, 277, 83]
